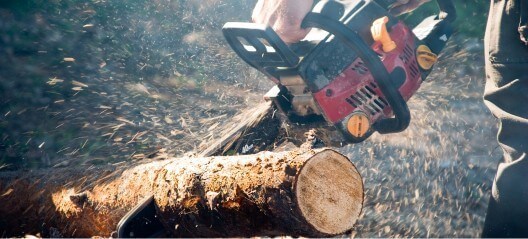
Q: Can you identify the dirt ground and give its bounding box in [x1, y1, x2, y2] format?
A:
[0, 1, 499, 237]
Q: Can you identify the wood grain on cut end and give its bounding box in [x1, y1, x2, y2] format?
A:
[295, 149, 364, 235]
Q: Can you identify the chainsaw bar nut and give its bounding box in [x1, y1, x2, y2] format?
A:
[346, 111, 371, 138]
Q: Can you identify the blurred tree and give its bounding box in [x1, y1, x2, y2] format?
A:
[403, 0, 489, 38]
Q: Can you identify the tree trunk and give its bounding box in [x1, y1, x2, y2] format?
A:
[0, 148, 363, 237]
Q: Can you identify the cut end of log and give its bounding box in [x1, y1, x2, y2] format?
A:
[295, 149, 363, 235]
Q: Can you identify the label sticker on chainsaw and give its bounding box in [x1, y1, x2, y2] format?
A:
[347, 112, 370, 138]
[416, 45, 438, 71]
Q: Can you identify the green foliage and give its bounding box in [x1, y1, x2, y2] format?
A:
[402, 0, 489, 38]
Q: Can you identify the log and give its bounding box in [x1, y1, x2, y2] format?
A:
[0, 148, 363, 237]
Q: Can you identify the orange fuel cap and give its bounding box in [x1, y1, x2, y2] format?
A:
[416, 45, 438, 70]
[371, 16, 396, 52]
[347, 111, 371, 138]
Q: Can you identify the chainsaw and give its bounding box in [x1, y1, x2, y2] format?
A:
[222, 0, 456, 144]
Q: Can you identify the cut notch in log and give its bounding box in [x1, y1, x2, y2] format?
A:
[197, 101, 348, 157]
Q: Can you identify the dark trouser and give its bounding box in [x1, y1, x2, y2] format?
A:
[481, 0, 528, 237]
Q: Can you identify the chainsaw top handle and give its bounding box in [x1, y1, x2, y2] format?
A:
[222, 0, 455, 80]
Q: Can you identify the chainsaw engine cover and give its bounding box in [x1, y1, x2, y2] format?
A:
[299, 0, 424, 142]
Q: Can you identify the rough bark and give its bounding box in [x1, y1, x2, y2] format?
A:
[0, 148, 363, 237]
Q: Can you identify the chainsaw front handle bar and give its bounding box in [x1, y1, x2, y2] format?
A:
[301, 12, 410, 134]
[222, 22, 299, 80]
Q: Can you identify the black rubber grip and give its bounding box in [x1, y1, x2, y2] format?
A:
[222, 22, 299, 79]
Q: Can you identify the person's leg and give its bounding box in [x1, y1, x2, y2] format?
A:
[482, 68, 528, 236]
[482, 0, 528, 237]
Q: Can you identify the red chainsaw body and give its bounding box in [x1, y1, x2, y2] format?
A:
[313, 21, 422, 124]
[222, 0, 454, 142]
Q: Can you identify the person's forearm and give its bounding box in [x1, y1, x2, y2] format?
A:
[250, 0, 429, 44]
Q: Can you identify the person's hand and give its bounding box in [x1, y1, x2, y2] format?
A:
[389, 0, 430, 16]
[252, 0, 314, 44]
